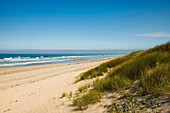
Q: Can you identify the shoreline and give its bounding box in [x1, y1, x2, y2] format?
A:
[0, 53, 126, 68]
[0, 56, 118, 113]
[0, 56, 119, 76]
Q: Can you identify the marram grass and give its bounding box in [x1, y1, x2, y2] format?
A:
[76, 50, 141, 81]
[73, 42, 170, 109]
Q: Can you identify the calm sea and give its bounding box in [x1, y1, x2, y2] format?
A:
[0, 50, 137, 68]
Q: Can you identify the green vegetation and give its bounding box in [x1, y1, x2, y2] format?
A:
[140, 63, 170, 95]
[72, 90, 101, 109]
[69, 91, 73, 98]
[61, 92, 67, 98]
[52, 97, 56, 100]
[62, 101, 65, 106]
[3, 108, 11, 112]
[78, 83, 91, 93]
[76, 51, 141, 81]
[73, 42, 170, 109]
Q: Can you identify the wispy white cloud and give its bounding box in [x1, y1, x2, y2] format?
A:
[137, 32, 170, 37]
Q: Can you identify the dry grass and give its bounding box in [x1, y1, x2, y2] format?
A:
[72, 42, 170, 109]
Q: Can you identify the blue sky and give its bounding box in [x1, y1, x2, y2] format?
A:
[0, 0, 170, 50]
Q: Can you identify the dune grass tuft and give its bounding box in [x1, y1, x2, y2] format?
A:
[61, 92, 67, 98]
[69, 91, 73, 98]
[78, 83, 91, 93]
[140, 63, 170, 95]
[73, 90, 101, 109]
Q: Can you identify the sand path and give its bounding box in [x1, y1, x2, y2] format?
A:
[0, 57, 115, 113]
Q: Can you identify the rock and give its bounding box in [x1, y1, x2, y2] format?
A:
[151, 106, 156, 109]
[118, 97, 123, 100]
[145, 103, 151, 108]
[107, 105, 112, 109]
[142, 100, 147, 105]
[140, 107, 144, 110]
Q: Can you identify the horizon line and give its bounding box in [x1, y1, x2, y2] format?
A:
[0, 48, 145, 51]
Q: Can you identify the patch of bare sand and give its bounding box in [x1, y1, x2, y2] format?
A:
[0, 57, 116, 113]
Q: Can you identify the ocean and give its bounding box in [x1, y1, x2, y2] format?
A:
[0, 50, 136, 68]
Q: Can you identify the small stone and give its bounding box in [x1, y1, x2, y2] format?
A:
[140, 107, 144, 110]
[132, 111, 135, 113]
[145, 103, 151, 108]
[107, 105, 112, 109]
[103, 105, 107, 108]
[118, 97, 123, 100]
[151, 106, 156, 109]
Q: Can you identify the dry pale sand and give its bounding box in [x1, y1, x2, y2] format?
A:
[0, 57, 116, 113]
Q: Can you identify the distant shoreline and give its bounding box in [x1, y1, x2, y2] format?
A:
[0, 53, 125, 68]
[0, 56, 119, 75]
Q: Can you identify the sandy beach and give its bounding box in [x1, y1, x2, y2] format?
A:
[0, 57, 116, 113]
